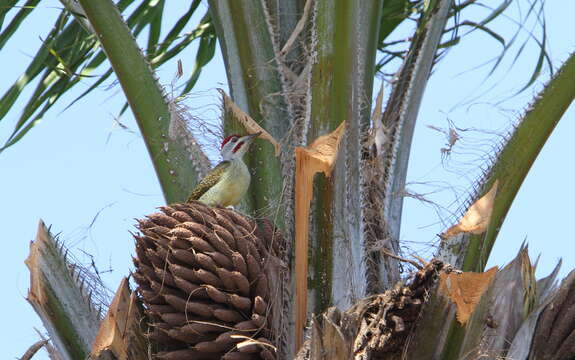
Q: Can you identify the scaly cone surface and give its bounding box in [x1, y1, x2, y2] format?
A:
[132, 201, 282, 360]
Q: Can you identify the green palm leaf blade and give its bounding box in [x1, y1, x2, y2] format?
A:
[0, 10, 70, 123]
[0, 0, 40, 51]
[155, 0, 202, 55]
[438, 52, 575, 272]
[0, 0, 210, 152]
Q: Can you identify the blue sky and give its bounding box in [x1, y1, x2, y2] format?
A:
[1, 1, 573, 359]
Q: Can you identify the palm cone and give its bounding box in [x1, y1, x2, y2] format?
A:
[132, 201, 281, 360]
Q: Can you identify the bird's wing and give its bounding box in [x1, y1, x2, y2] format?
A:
[187, 161, 231, 202]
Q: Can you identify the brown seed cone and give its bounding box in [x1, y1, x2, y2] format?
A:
[133, 201, 278, 359]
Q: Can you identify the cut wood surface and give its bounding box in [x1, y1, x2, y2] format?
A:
[91, 278, 147, 360]
[294, 122, 346, 351]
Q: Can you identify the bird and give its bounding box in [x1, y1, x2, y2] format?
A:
[187, 132, 261, 207]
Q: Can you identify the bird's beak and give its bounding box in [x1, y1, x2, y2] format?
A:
[241, 131, 262, 144]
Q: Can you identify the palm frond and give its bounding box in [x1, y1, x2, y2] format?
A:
[0, 0, 213, 151]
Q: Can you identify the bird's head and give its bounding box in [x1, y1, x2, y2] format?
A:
[220, 132, 261, 160]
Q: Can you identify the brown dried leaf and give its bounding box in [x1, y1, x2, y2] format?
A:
[298, 121, 346, 177]
[442, 180, 499, 239]
[439, 267, 498, 325]
[371, 82, 386, 155]
[219, 89, 281, 156]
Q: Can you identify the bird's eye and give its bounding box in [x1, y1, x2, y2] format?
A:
[231, 138, 237, 142]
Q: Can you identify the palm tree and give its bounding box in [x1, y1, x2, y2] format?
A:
[4, 0, 575, 359]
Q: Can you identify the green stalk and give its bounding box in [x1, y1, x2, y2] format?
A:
[381, 0, 452, 256]
[208, 0, 287, 220]
[78, 0, 207, 204]
[308, 0, 382, 310]
[439, 52, 575, 272]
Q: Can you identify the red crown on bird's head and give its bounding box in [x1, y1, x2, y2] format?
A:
[221, 134, 241, 149]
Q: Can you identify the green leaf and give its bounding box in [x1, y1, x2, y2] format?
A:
[146, 0, 164, 56]
[0, 10, 70, 123]
[0, 0, 212, 151]
[438, 52, 575, 272]
[156, 0, 201, 55]
[77, 0, 210, 203]
[181, 18, 216, 94]
[376, 0, 551, 94]
[378, 0, 415, 46]
[0, 0, 40, 51]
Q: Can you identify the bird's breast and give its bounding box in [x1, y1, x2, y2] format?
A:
[200, 160, 250, 207]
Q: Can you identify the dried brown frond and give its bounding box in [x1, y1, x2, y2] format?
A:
[219, 89, 281, 156]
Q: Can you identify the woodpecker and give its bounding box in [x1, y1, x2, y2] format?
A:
[187, 132, 261, 207]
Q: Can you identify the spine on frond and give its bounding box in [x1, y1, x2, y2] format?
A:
[438, 52, 575, 271]
[377, 0, 453, 253]
[26, 221, 106, 359]
[167, 99, 212, 179]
